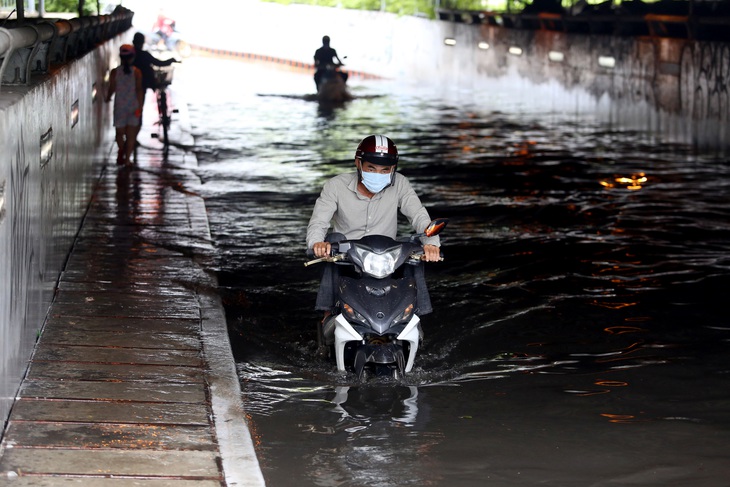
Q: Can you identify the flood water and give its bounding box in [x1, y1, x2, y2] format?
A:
[180, 56, 730, 486]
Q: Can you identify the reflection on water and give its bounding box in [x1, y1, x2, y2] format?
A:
[182, 56, 730, 486]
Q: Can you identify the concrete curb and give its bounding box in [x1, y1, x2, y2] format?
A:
[199, 291, 266, 487]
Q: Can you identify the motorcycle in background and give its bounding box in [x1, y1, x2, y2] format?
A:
[315, 63, 351, 103]
[149, 23, 192, 58]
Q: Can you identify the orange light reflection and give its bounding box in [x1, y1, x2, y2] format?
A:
[601, 413, 635, 423]
[595, 380, 628, 387]
[604, 325, 646, 334]
[600, 172, 648, 190]
[591, 301, 638, 310]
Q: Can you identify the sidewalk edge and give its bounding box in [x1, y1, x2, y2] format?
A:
[199, 290, 266, 487]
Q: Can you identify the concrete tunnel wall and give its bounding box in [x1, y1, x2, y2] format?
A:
[0, 35, 125, 429]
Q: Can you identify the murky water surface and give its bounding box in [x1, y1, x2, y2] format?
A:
[181, 57, 730, 486]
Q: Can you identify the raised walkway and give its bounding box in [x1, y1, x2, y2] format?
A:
[0, 84, 265, 486]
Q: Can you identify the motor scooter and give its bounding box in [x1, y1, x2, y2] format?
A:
[305, 218, 448, 380]
[315, 63, 351, 103]
[149, 29, 192, 58]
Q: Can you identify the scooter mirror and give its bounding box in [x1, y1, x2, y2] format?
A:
[424, 218, 449, 237]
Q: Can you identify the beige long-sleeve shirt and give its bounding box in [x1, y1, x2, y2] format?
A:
[306, 172, 440, 249]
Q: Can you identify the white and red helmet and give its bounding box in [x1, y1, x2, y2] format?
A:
[355, 134, 399, 166]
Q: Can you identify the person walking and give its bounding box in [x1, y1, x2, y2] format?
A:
[106, 44, 143, 166]
[132, 32, 178, 105]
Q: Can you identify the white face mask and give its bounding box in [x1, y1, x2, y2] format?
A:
[361, 171, 392, 193]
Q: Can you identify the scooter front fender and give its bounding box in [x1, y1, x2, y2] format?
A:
[396, 315, 421, 373]
[334, 314, 363, 372]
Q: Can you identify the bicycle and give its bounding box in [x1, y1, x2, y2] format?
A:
[152, 65, 176, 156]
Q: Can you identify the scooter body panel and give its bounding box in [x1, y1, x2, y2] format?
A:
[339, 276, 417, 335]
[334, 314, 362, 372]
[309, 219, 448, 378]
[397, 315, 421, 372]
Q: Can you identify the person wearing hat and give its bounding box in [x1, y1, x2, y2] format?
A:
[106, 44, 143, 165]
[307, 134, 441, 320]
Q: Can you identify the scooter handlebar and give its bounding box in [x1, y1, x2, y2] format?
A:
[409, 252, 444, 262]
[304, 253, 345, 267]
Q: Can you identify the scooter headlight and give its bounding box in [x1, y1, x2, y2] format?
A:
[355, 246, 402, 278]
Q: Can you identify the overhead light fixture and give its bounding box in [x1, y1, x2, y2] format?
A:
[508, 46, 523, 56]
[548, 51, 564, 62]
[598, 56, 616, 68]
[478, 41, 490, 50]
[444, 38, 456, 46]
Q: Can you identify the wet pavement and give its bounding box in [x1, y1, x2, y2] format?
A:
[0, 86, 264, 486]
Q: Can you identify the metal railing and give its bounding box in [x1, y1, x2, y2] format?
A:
[0, 6, 133, 92]
[0, 0, 38, 15]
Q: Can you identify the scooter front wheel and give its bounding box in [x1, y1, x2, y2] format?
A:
[353, 349, 368, 381]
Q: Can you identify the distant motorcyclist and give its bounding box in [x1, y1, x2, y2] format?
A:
[152, 9, 176, 49]
[313, 35, 348, 90]
[307, 135, 441, 321]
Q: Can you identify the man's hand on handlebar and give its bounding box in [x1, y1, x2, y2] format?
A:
[422, 244, 441, 262]
[312, 241, 331, 258]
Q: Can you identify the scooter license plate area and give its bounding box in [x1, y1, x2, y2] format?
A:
[362, 342, 401, 364]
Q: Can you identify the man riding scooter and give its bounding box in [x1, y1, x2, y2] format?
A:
[313, 35, 348, 91]
[306, 135, 444, 377]
[307, 135, 441, 321]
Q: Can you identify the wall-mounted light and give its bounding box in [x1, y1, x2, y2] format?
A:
[71, 100, 79, 128]
[478, 41, 490, 50]
[508, 46, 523, 56]
[40, 127, 53, 168]
[92, 82, 98, 103]
[444, 38, 457, 46]
[548, 51, 564, 62]
[598, 56, 616, 69]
